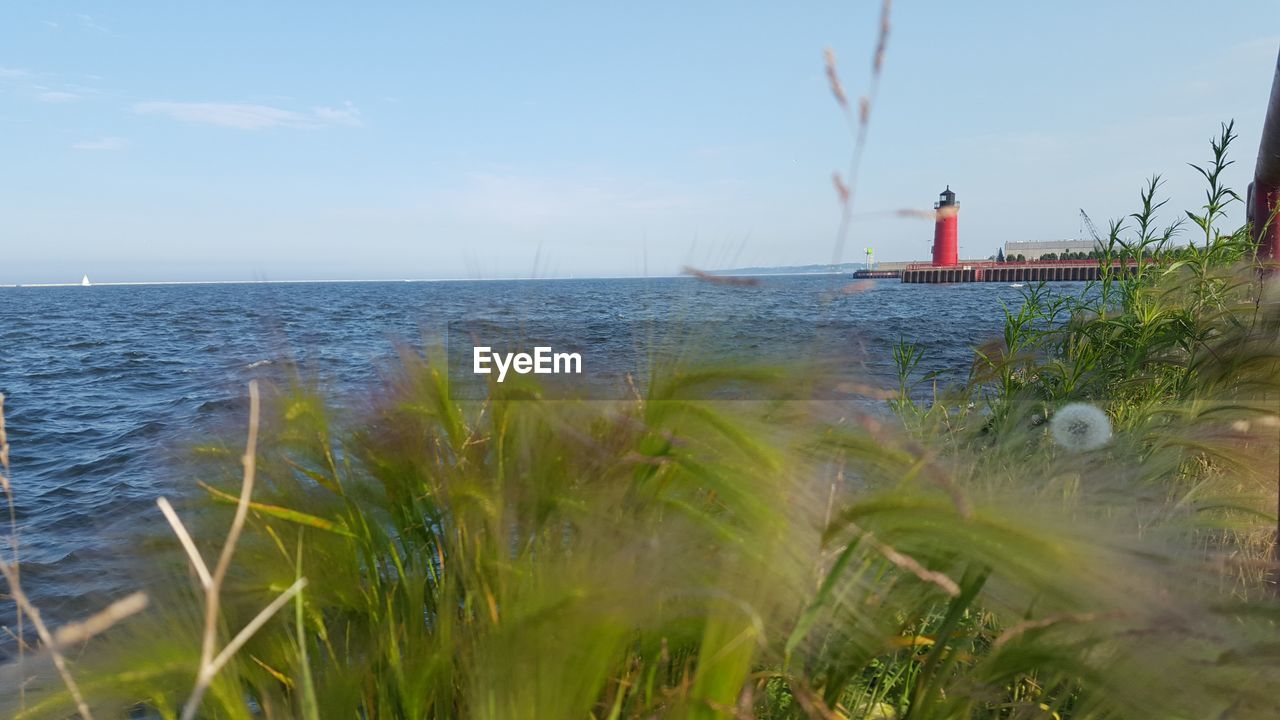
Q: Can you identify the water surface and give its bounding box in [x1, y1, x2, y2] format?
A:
[0, 275, 1062, 641]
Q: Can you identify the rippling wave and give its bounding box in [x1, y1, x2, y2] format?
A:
[0, 276, 1059, 646]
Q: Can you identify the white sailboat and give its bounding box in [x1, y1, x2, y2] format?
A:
[81, 274, 91, 287]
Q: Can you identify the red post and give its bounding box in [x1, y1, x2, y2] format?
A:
[1255, 184, 1280, 265]
[1251, 47, 1280, 264]
[1249, 46, 1280, 589]
[931, 186, 959, 267]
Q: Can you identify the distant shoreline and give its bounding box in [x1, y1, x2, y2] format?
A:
[2, 277, 681, 288]
[0, 268, 861, 288]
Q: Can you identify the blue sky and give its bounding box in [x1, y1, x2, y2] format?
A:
[1, 1, 1277, 283]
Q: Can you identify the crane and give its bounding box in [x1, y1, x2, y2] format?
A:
[1078, 208, 1103, 246]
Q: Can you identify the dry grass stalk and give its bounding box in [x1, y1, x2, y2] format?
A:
[992, 611, 1122, 650]
[873, 0, 892, 74]
[827, 0, 893, 268]
[0, 393, 10, 485]
[831, 173, 850, 205]
[857, 526, 961, 597]
[0, 394, 95, 720]
[1, 396, 152, 718]
[822, 48, 847, 110]
[156, 380, 310, 720]
[207, 577, 306, 676]
[786, 675, 840, 720]
[156, 498, 212, 589]
[895, 208, 936, 221]
[0, 562, 95, 718]
[0, 392, 21, 710]
[832, 381, 895, 400]
[682, 266, 762, 287]
[51, 592, 149, 650]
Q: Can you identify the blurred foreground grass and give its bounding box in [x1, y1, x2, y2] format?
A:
[5, 126, 1280, 719]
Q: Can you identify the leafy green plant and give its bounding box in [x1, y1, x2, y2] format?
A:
[17, 288, 1278, 719]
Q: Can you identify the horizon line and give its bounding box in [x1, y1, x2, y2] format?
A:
[0, 268, 874, 288]
[3, 276, 679, 288]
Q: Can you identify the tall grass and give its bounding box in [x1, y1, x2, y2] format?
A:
[11, 124, 1280, 715]
[3, 18, 1279, 720]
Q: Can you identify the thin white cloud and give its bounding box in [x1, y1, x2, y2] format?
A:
[76, 14, 110, 34]
[0, 67, 29, 79]
[37, 90, 79, 103]
[134, 101, 364, 130]
[72, 137, 128, 151]
[313, 102, 363, 127]
[135, 101, 311, 129]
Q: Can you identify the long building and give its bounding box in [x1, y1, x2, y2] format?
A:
[1004, 239, 1098, 260]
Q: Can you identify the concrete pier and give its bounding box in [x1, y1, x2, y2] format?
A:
[900, 261, 1131, 284]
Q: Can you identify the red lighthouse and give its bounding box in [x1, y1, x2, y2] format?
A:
[931, 186, 959, 267]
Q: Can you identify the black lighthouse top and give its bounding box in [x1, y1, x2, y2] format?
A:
[936, 186, 957, 208]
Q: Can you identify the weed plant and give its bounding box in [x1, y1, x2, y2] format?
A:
[3, 17, 1279, 715]
[8, 128, 1279, 718]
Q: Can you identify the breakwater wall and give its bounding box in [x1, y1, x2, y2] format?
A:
[899, 261, 1132, 284]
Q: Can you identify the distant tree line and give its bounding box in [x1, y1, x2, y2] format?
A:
[991, 250, 1108, 262]
[988, 247, 1190, 263]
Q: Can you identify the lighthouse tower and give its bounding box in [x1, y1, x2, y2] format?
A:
[931, 186, 959, 267]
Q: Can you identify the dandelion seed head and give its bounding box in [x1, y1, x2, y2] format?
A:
[1050, 402, 1111, 452]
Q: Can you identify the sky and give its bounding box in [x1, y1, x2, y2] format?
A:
[1, 1, 1277, 284]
